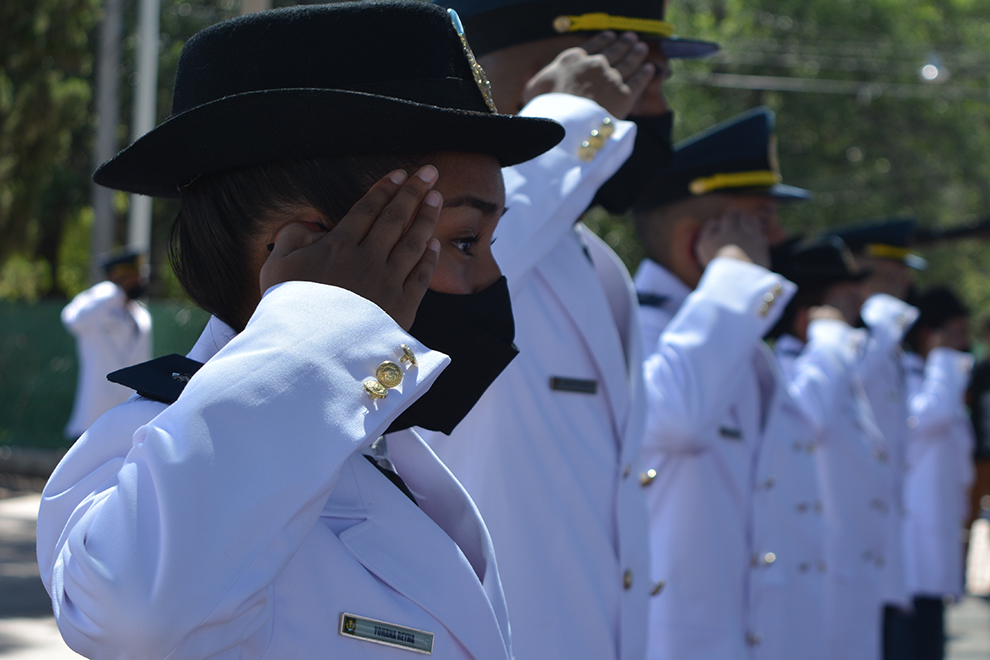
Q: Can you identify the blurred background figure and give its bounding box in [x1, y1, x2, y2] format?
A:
[830, 218, 926, 660]
[60, 250, 151, 440]
[901, 286, 975, 660]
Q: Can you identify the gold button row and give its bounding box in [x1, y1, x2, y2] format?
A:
[758, 282, 784, 317]
[363, 344, 417, 400]
[578, 117, 615, 162]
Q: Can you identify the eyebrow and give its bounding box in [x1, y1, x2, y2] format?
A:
[443, 195, 505, 216]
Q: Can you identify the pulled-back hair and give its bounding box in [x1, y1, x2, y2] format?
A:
[169, 153, 437, 331]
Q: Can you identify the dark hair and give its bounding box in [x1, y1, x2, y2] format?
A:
[169, 153, 437, 331]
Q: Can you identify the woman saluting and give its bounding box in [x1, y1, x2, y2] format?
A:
[36, 3, 562, 658]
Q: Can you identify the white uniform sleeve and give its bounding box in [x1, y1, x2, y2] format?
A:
[493, 93, 636, 287]
[787, 319, 860, 434]
[858, 293, 919, 382]
[908, 347, 974, 436]
[38, 282, 449, 659]
[61, 281, 125, 334]
[642, 258, 795, 454]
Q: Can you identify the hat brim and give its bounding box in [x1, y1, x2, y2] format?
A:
[95, 88, 565, 198]
[659, 36, 720, 59]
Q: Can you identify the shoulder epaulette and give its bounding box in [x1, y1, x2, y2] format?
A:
[637, 292, 670, 309]
[107, 354, 205, 404]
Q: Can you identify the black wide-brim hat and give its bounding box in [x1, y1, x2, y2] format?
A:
[439, 0, 719, 59]
[95, 1, 564, 199]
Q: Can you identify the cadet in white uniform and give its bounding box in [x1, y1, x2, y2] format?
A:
[61, 252, 152, 439]
[771, 237, 892, 660]
[426, 3, 716, 659]
[35, 4, 565, 658]
[902, 287, 975, 660]
[829, 220, 927, 658]
[633, 108, 814, 660]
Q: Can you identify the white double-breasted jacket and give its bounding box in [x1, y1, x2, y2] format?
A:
[426, 94, 651, 660]
[634, 257, 806, 660]
[38, 283, 513, 660]
[903, 348, 975, 599]
[61, 280, 153, 438]
[778, 321, 889, 660]
[858, 294, 919, 608]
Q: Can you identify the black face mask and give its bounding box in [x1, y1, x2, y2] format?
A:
[387, 276, 519, 435]
[592, 112, 675, 214]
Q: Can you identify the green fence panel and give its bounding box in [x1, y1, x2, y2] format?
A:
[0, 300, 210, 450]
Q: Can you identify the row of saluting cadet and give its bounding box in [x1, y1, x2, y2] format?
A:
[34, 1, 975, 659]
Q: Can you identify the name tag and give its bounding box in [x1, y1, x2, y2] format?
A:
[719, 426, 743, 440]
[549, 376, 598, 395]
[340, 613, 434, 654]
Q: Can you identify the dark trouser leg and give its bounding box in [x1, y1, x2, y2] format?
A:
[883, 604, 914, 660]
[910, 596, 946, 660]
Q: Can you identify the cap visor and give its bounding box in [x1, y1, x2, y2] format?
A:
[660, 37, 720, 59]
[770, 183, 814, 202]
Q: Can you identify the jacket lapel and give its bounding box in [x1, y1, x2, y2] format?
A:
[534, 225, 631, 442]
[338, 435, 510, 660]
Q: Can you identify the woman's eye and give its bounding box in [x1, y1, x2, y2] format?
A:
[454, 235, 481, 254]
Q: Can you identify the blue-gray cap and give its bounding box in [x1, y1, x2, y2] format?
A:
[636, 106, 812, 211]
[435, 0, 719, 59]
[828, 218, 928, 270]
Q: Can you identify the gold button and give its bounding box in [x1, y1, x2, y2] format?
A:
[797, 502, 808, 513]
[376, 361, 403, 388]
[623, 570, 633, 589]
[799, 562, 810, 572]
[586, 129, 606, 149]
[640, 469, 657, 487]
[763, 476, 776, 489]
[651, 580, 666, 596]
[747, 632, 763, 646]
[763, 291, 776, 304]
[758, 302, 770, 316]
[817, 561, 827, 573]
[578, 141, 597, 161]
[598, 117, 614, 138]
[363, 380, 388, 400]
[399, 344, 417, 366]
[552, 14, 572, 33]
[814, 501, 823, 513]
[763, 552, 777, 565]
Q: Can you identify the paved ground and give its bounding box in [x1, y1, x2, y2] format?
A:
[1, 485, 988, 659]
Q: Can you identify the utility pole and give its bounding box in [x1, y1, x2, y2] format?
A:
[127, 0, 161, 258]
[89, 0, 123, 283]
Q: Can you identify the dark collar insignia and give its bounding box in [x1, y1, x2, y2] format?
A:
[637, 292, 670, 308]
[107, 354, 205, 404]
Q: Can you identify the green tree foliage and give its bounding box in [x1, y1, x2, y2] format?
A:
[0, 0, 100, 298]
[590, 0, 990, 325]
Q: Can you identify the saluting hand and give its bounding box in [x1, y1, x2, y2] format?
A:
[694, 210, 771, 271]
[522, 31, 655, 120]
[259, 167, 442, 331]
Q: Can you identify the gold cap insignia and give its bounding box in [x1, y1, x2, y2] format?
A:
[449, 9, 498, 113]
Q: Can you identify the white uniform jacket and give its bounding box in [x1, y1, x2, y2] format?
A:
[858, 294, 919, 608]
[426, 93, 651, 660]
[903, 348, 975, 599]
[61, 280, 153, 438]
[38, 282, 513, 660]
[749, 333, 828, 660]
[634, 257, 797, 660]
[778, 322, 889, 660]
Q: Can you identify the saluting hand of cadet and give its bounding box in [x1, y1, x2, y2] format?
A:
[260, 166, 443, 330]
[522, 31, 656, 119]
[694, 210, 771, 270]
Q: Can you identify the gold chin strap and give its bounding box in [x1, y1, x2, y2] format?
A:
[864, 244, 914, 261]
[689, 170, 781, 196]
[552, 13, 676, 37]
